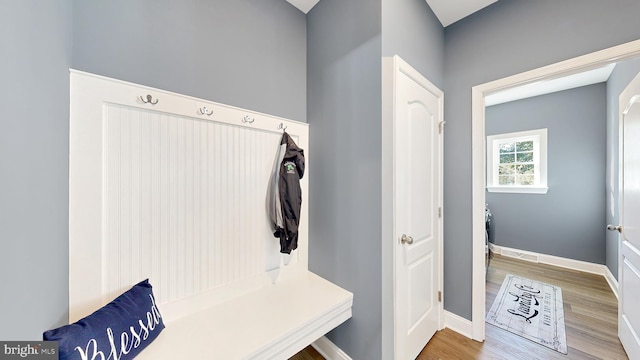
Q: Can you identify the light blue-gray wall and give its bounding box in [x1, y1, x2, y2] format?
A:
[307, 1, 382, 358]
[1, 0, 305, 340]
[486, 84, 607, 264]
[0, 0, 72, 340]
[605, 57, 640, 277]
[444, 0, 640, 320]
[307, 0, 442, 358]
[382, 0, 444, 88]
[72, 0, 306, 121]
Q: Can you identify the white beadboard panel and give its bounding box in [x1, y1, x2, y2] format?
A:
[102, 103, 303, 305]
[69, 70, 309, 322]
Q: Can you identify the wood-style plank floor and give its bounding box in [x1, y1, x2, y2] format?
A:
[418, 254, 628, 360]
[289, 344, 325, 360]
[290, 254, 627, 359]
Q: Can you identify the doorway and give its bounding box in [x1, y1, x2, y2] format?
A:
[470, 39, 640, 341]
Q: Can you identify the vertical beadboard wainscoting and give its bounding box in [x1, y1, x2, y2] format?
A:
[101, 104, 297, 307]
[69, 70, 353, 359]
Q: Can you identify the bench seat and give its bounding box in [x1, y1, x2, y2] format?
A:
[138, 271, 353, 360]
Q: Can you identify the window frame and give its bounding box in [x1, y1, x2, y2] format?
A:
[486, 128, 548, 194]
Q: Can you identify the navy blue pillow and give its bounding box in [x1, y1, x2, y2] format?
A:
[43, 279, 165, 360]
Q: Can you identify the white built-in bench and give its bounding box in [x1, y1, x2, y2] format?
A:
[139, 271, 352, 359]
[68, 71, 353, 359]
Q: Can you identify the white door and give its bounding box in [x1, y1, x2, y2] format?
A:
[619, 72, 640, 360]
[393, 56, 443, 359]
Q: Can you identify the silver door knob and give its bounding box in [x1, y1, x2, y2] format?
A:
[607, 224, 622, 233]
[401, 234, 414, 245]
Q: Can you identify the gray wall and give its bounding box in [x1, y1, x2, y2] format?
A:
[382, 0, 444, 87]
[486, 84, 607, 264]
[0, 0, 305, 340]
[444, 0, 640, 320]
[307, 1, 382, 358]
[72, 0, 306, 121]
[306, 0, 442, 358]
[605, 57, 640, 277]
[0, 0, 72, 339]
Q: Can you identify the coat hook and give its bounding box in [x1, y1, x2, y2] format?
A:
[242, 115, 255, 124]
[278, 123, 287, 131]
[199, 106, 213, 116]
[139, 94, 159, 105]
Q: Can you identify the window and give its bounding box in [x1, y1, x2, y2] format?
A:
[487, 129, 548, 194]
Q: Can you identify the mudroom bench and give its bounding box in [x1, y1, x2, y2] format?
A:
[139, 271, 353, 359]
[67, 71, 352, 360]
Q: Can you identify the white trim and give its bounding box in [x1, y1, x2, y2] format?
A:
[604, 266, 620, 300]
[487, 186, 549, 194]
[471, 38, 640, 342]
[486, 128, 547, 192]
[312, 336, 353, 360]
[490, 244, 619, 298]
[382, 55, 444, 359]
[444, 311, 474, 340]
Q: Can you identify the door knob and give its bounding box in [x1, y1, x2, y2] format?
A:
[607, 224, 622, 233]
[401, 234, 414, 245]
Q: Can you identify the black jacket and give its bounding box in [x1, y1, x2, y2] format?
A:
[267, 132, 305, 254]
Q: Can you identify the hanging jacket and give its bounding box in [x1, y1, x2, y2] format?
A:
[267, 131, 305, 254]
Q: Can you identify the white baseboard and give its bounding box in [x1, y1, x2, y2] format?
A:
[489, 244, 619, 298]
[312, 336, 352, 360]
[444, 310, 474, 339]
[603, 266, 619, 300]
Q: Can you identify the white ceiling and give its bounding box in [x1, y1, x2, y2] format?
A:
[425, 0, 498, 27]
[286, 0, 497, 27]
[485, 63, 616, 106]
[286, 0, 320, 14]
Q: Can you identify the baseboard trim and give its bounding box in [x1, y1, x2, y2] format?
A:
[444, 310, 474, 339]
[312, 336, 352, 360]
[489, 244, 619, 298]
[603, 266, 619, 300]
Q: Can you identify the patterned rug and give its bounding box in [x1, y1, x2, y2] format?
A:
[486, 274, 567, 354]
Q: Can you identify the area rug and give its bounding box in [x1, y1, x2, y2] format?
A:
[486, 274, 567, 354]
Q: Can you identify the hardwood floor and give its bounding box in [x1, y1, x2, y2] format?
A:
[289, 345, 325, 360]
[291, 254, 627, 359]
[418, 254, 628, 360]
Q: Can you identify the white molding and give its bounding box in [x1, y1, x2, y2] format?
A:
[471, 38, 640, 342]
[444, 311, 474, 340]
[490, 244, 619, 297]
[487, 186, 549, 194]
[382, 55, 445, 358]
[312, 336, 352, 360]
[604, 266, 619, 300]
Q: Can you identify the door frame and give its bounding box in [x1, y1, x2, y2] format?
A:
[470, 39, 640, 341]
[382, 55, 444, 358]
[618, 72, 640, 360]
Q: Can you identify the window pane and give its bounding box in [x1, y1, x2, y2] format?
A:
[500, 153, 515, 164]
[499, 142, 515, 153]
[499, 164, 515, 175]
[517, 151, 533, 163]
[516, 164, 534, 174]
[516, 141, 534, 152]
[517, 175, 534, 185]
[499, 175, 514, 185]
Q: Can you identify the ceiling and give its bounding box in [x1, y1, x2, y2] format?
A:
[485, 63, 616, 106]
[425, 0, 497, 27]
[286, 0, 497, 27]
[285, 0, 614, 104]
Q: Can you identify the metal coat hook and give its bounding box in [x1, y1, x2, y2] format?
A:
[199, 106, 213, 116]
[139, 94, 159, 105]
[278, 123, 287, 131]
[242, 115, 255, 124]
